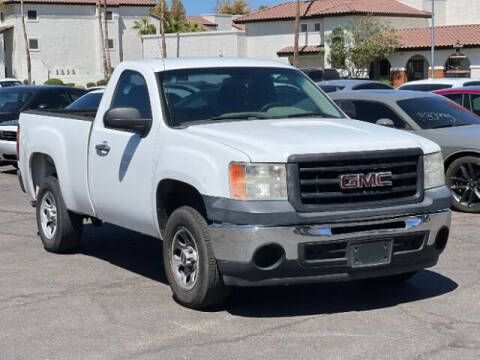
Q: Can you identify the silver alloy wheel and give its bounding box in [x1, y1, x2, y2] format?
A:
[40, 191, 57, 239]
[170, 226, 199, 291]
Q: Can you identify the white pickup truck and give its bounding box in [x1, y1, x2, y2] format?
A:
[18, 58, 452, 309]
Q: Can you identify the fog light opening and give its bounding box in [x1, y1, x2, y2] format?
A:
[253, 244, 284, 270]
[435, 227, 449, 251]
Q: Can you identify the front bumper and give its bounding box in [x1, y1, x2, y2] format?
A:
[0, 140, 17, 162]
[209, 210, 451, 286]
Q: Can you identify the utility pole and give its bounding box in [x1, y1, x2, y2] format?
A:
[431, 0, 435, 79]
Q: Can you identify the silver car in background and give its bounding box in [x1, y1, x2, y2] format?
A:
[329, 90, 480, 213]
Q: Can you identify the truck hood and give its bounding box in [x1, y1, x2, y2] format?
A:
[184, 118, 439, 162]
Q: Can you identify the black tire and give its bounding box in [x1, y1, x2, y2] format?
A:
[446, 156, 480, 213]
[373, 271, 417, 284]
[36, 176, 83, 253]
[163, 206, 228, 309]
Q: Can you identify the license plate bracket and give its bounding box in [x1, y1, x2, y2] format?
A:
[349, 239, 393, 268]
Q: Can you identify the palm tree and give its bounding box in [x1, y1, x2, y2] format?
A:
[20, 0, 31, 83]
[97, 0, 108, 78]
[133, 18, 157, 59]
[103, 0, 112, 77]
[293, 0, 300, 67]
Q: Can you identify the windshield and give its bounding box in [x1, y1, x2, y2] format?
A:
[159, 67, 344, 127]
[398, 97, 480, 129]
[66, 92, 103, 110]
[0, 81, 22, 87]
[0, 90, 34, 112]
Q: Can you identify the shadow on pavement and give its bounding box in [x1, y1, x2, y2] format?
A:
[81, 223, 168, 284]
[79, 223, 457, 316]
[0, 166, 17, 175]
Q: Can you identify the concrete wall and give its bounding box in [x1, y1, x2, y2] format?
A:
[143, 30, 246, 59]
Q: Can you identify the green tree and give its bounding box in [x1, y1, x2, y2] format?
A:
[133, 18, 157, 58]
[218, 0, 251, 15]
[339, 16, 398, 78]
[326, 27, 347, 69]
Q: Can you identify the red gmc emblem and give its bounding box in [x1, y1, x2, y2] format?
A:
[340, 172, 393, 190]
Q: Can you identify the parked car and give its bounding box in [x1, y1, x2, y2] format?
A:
[330, 89, 480, 213]
[317, 84, 341, 93]
[66, 89, 104, 111]
[18, 58, 451, 309]
[433, 86, 480, 116]
[398, 78, 480, 92]
[300, 67, 340, 82]
[320, 79, 394, 91]
[0, 86, 86, 165]
[0, 78, 22, 88]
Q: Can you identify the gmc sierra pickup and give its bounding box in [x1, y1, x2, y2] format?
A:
[18, 58, 452, 309]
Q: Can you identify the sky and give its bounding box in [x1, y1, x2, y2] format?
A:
[181, 0, 281, 15]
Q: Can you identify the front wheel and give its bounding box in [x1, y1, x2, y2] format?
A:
[446, 156, 480, 213]
[36, 176, 83, 253]
[163, 206, 229, 309]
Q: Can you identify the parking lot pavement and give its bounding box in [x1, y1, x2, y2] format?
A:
[0, 166, 479, 360]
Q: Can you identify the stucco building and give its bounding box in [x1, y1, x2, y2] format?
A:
[143, 0, 480, 87]
[0, 0, 154, 84]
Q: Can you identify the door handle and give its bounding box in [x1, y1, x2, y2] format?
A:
[95, 142, 111, 153]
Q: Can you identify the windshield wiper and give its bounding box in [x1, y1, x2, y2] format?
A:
[283, 112, 329, 119]
[210, 112, 271, 120]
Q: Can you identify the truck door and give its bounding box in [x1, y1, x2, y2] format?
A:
[88, 70, 158, 236]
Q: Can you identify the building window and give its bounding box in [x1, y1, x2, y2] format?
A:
[0, 13, 4, 23]
[106, 11, 113, 21]
[107, 39, 114, 49]
[301, 24, 307, 32]
[29, 38, 39, 50]
[314, 23, 321, 32]
[27, 10, 37, 21]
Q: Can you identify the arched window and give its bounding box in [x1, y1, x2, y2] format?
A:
[369, 59, 391, 80]
[406, 55, 429, 81]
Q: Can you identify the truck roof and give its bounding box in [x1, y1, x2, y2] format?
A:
[130, 57, 293, 72]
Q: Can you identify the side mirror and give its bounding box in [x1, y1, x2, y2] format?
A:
[103, 107, 152, 135]
[376, 118, 395, 128]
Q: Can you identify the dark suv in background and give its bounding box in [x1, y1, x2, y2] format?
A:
[300, 67, 340, 82]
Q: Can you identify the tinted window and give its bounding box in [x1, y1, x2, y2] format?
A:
[399, 84, 453, 91]
[29, 91, 74, 109]
[0, 90, 33, 111]
[352, 83, 394, 90]
[111, 70, 152, 119]
[323, 69, 340, 80]
[442, 93, 464, 106]
[66, 92, 103, 110]
[464, 81, 480, 87]
[0, 81, 22, 87]
[303, 69, 324, 82]
[398, 97, 480, 129]
[470, 94, 480, 116]
[319, 85, 339, 93]
[335, 100, 407, 128]
[160, 67, 344, 127]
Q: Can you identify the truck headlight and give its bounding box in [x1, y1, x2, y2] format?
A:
[424, 152, 445, 189]
[229, 163, 287, 200]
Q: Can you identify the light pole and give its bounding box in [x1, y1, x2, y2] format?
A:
[431, 0, 435, 79]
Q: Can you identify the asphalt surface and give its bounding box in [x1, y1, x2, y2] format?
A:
[0, 165, 479, 360]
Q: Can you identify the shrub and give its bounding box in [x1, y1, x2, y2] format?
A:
[379, 77, 392, 86]
[44, 78, 64, 85]
[96, 79, 108, 86]
[65, 82, 76, 87]
[23, 79, 29, 85]
[86, 82, 96, 88]
[76, 85, 86, 89]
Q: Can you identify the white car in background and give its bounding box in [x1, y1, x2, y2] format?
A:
[398, 78, 480, 91]
[0, 78, 22, 88]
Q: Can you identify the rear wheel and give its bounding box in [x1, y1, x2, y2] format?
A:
[163, 206, 228, 309]
[36, 176, 83, 253]
[446, 156, 480, 213]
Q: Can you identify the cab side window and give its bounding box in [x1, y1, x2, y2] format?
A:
[29, 91, 73, 109]
[111, 70, 152, 119]
[335, 100, 408, 129]
[443, 93, 464, 107]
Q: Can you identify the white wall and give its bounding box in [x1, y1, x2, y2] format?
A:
[143, 31, 246, 59]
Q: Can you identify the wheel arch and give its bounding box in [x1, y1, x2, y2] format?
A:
[156, 179, 208, 234]
[29, 152, 58, 198]
[444, 150, 480, 170]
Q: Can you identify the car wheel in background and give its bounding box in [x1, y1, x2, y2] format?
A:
[36, 176, 83, 253]
[446, 156, 480, 213]
[163, 206, 229, 309]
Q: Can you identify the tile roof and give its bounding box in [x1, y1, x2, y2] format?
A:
[0, 0, 154, 6]
[187, 16, 218, 32]
[395, 24, 480, 49]
[277, 45, 324, 56]
[235, 0, 431, 24]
